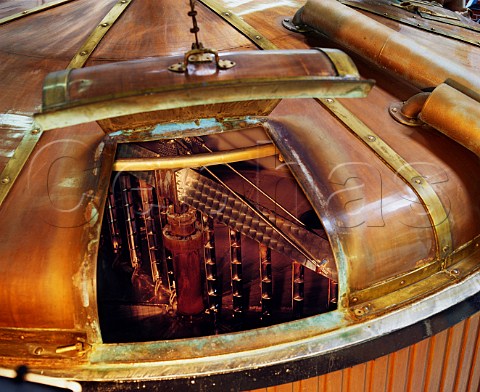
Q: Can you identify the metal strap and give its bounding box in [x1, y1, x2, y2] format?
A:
[0, 128, 43, 207]
[198, 0, 278, 50]
[0, 0, 76, 26]
[318, 98, 453, 260]
[67, 0, 133, 69]
[339, 0, 480, 48]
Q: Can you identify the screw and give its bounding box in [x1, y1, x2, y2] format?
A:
[400, 280, 405, 285]
[354, 308, 364, 316]
[351, 297, 358, 303]
[80, 50, 88, 56]
[101, 22, 109, 27]
[255, 35, 261, 40]
[34, 347, 43, 355]
[326, 98, 334, 103]
[1, 177, 10, 185]
[284, 18, 290, 22]
[443, 245, 449, 253]
[451, 269, 459, 275]
[224, 12, 230, 16]
[367, 135, 376, 142]
[413, 177, 422, 184]
[22, 10, 29, 14]
[31, 129, 39, 135]
[391, 107, 398, 113]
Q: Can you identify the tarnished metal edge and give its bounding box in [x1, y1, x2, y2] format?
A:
[14, 270, 479, 381]
[109, 116, 266, 143]
[41, 75, 370, 112]
[198, 0, 279, 50]
[419, 11, 480, 33]
[351, 234, 480, 305]
[318, 98, 453, 296]
[67, 0, 133, 69]
[0, 0, 76, 26]
[351, 235, 480, 317]
[80, 137, 117, 345]
[318, 48, 360, 78]
[339, 0, 480, 48]
[36, 78, 373, 131]
[0, 126, 43, 208]
[42, 69, 71, 110]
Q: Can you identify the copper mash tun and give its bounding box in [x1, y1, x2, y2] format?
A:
[0, 0, 479, 391]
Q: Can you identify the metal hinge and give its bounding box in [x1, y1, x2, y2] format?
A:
[55, 338, 91, 357]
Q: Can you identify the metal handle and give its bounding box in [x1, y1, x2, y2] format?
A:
[168, 48, 236, 73]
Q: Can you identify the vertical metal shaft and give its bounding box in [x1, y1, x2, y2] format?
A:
[106, 185, 122, 256]
[292, 261, 304, 317]
[230, 229, 244, 315]
[138, 179, 161, 282]
[119, 174, 141, 269]
[188, 0, 201, 49]
[328, 279, 338, 310]
[163, 205, 205, 316]
[259, 244, 273, 319]
[203, 215, 221, 314]
[154, 170, 177, 290]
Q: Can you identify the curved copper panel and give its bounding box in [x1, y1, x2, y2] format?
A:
[340, 87, 480, 251]
[0, 124, 109, 332]
[268, 99, 436, 292]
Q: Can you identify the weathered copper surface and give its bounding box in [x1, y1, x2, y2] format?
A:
[0, 0, 478, 389]
[299, 0, 480, 90]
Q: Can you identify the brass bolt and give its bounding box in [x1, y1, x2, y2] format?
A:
[391, 107, 398, 113]
[224, 12, 230, 16]
[451, 269, 459, 275]
[400, 280, 405, 285]
[367, 135, 376, 142]
[33, 347, 43, 355]
[22, 10, 28, 14]
[442, 245, 449, 253]
[80, 50, 88, 56]
[351, 297, 358, 303]
[120, 0, 127, 3]
[384, 13, 388, 16]
[326, 98, 334, 103]
[31, 129, 39, 135]
[431, 27, 435, 31]
[255, 35, 262, 40]
[284, 18, 290, 22]
[413, 177, 422, 184]
[1, 177, 10, 185]
[354, 308, 364, 317]
[101, 22, 109, 27]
